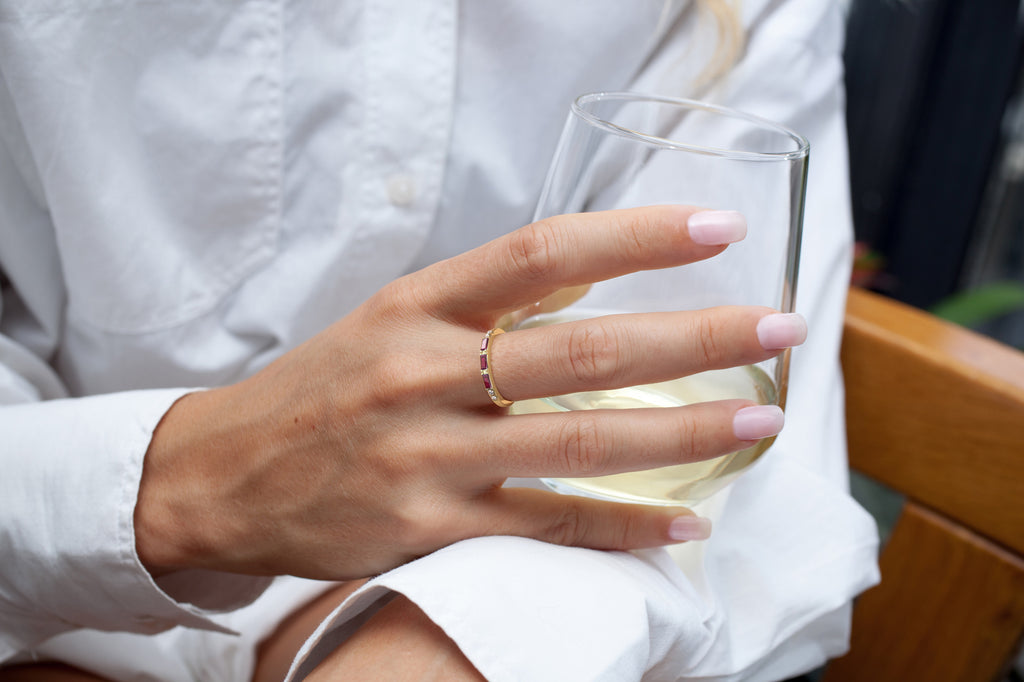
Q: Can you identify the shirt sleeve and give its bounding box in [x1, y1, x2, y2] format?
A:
[0, 100, 271, 665]
[0, 385, 274, 662]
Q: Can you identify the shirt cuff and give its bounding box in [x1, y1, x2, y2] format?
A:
[284, 459, 879, 682]
[0, 388, 272, 662]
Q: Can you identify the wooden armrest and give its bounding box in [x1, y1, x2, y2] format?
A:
[825, 289, 1024, 682]
[841, 287, 1024, 554]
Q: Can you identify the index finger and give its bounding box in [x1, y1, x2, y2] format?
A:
[426, 205, 746, 322]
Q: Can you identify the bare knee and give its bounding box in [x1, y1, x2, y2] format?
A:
[305, 595, 486, 682]
[254, 581, 367, 682]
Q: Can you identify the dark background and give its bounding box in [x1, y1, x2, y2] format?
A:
[843, 0, 1024, 349]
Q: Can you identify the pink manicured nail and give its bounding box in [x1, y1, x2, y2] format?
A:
[687, 210, 747, 245]
[733, 405, 785, 441]
[756, 313, 808, 350]
[668, 515, 712, 542]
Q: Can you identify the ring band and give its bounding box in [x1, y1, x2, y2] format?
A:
[480, 328, 513, 407]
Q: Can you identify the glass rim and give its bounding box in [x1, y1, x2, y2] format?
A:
[572, 91, 811, 161]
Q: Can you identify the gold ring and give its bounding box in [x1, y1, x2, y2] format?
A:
[480, 328, 513, 407]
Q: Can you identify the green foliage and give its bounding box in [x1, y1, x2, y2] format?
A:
[930, 280, 1024, 328]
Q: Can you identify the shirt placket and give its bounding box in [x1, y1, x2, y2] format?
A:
[342, 0, 457, 273]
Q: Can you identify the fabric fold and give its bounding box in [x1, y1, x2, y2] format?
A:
[286, 455, 879, 682]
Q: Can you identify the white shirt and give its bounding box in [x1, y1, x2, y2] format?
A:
[0, 0, 879, 679]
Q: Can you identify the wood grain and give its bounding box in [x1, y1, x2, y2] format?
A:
[823, 502, 1024, 682]
[841, 287, 1024, 555]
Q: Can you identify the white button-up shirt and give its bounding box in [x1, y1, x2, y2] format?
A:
[0, 0, 879, 679]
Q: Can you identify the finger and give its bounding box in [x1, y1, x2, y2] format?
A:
[486, 307, 804, 403]
[466, 486, 713, 550]
[461, 399, 784, 480]
[424, 206, 746, 321]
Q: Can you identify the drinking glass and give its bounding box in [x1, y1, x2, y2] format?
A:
[510, 92, 809, 506]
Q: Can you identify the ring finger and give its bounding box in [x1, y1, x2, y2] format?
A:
[463, 307, 804, 406]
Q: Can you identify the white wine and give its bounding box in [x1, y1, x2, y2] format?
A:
[512, 365, 777, 505]
[510, 312, 779, 505]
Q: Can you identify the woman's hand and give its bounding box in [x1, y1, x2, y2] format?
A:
[134, 205, 805, 580]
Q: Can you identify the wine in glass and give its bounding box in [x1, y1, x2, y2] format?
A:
[510, 92, 809, 507]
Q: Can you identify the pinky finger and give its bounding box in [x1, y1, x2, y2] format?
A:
[465, 486, 712, 552]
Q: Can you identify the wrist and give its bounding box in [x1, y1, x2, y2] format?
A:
[134, 388, 235, 577]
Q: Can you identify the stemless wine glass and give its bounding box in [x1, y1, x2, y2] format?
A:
[510, 92, 809, 506]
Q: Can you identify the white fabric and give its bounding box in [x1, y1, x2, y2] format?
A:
[0, 0, 879, 679]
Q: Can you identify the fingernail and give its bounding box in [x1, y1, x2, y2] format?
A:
[668, 515, 712, 542]
[733, 405, 785, 441]
[687, 210, 747, 245]
[756, 313, 808, 350]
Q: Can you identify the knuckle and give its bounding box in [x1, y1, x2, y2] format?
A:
[545, 502, 588, 546]
[364, 276, 439, 325]
[390, 503, 423, 546]
[365, 279, 411, 321]
[567, 322, 621, 384]
[363, 344, 443, 412]
[394, 495, 446, 549]
[381, 480, 457, 554]
[557, 416, 608, 473]
[675, 409, 711, 462]
[607, 507, 643, 549]
[506, 221, 560, 282]
[695, 315, 720, 366]
[621, 214, 654, 262]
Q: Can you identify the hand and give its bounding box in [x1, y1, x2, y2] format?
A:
[134, 205, 805, 580]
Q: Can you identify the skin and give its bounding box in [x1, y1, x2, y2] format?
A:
[2, 205, 798, 680]
[134, 205, 787, 580]
[301, 595, 488, 682]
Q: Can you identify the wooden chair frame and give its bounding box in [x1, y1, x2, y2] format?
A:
[823, 288, 1024, 681]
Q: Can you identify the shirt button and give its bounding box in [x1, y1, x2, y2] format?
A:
[386, 174, 417, 207]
